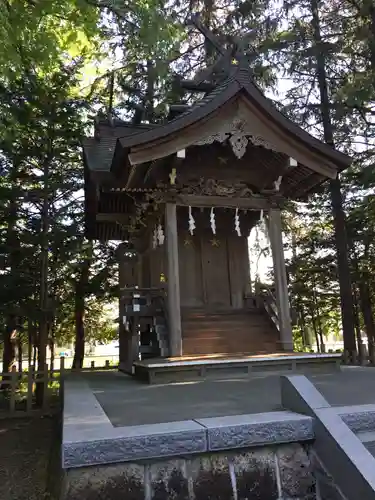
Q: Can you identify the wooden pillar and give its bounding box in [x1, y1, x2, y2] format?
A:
[117, 244, 138, 372]
[165, 203, 182, 356]
[268, 208, 294, 351]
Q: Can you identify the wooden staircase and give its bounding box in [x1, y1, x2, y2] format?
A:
[181, 308, 280, 356]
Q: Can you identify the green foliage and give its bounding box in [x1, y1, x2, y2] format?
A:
[0, 0, 101, 78]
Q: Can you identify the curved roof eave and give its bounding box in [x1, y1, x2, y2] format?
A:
[119, 78, 241, 151]
[115, 67, 351, 172]
[239, 75, 351, 170]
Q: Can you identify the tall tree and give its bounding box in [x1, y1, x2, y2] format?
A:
[310, 0, 356, 354]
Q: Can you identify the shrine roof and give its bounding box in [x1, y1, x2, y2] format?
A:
[82, 120, 157, 173]
[113, 64, 351, 172]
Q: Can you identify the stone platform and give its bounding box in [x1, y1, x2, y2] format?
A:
[61, 367, 375, 499]
[62, 374, 316, 499]
[133, 352, 341, 384]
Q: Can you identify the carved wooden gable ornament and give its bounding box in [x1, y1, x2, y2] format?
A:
[194, 112, 276, 159]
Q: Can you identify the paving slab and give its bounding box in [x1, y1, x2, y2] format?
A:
[309, 367, 375, 407]
[78, 366, 375, 428]
[83, 371, 282, 427]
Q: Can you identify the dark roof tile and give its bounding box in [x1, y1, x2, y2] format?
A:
[84, 122, 157, 172]
[116, 65, 351, 170]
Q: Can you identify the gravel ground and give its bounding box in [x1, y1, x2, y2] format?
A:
[0, 416, 59, 500]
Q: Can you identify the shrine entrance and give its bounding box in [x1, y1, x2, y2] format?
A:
[177, 208, 255, 311]
[178, 234, 233, 309]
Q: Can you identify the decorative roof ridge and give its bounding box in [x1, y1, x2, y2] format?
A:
[116, 77, 241, 152]
[164, 71, 239, 125]
[96, 118, 159, 129]
[109, 63, 350, 173]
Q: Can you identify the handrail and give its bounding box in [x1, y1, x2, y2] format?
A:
[120, 286, 166, 299]
[259, 286, 280, 331]
[120, 287, 170, 357]
[120, 286, 166, 292]
[257, 282, 297, 330]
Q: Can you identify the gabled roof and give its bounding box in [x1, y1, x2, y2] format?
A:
[112, 64, 351, 178]
[82, 120, 157, 173]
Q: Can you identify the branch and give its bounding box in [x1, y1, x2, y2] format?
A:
[85, 0, 140, 30]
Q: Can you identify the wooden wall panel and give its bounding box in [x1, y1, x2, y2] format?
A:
[178, 233, 204, 307]
[227, 235, 249, 309]
[201, 237, 231, 307]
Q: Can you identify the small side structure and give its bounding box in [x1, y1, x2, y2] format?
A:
[83, 61, 351, 373]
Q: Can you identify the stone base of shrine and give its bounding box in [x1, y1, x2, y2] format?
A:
[132, 352, 342, 384]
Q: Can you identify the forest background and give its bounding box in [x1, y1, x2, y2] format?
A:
[0, 0, 374, 373]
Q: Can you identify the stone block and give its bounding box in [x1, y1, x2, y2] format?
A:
[197, 411, 314, 452]
[233, 449, 278, 500]
[190, 454, 234, 500]
[150, 459, 190, 500]
[64, 463, 144, 500]
[338, 405, 375, 433]
[64, 425, 207, 468]
[277, 444, 316, 498]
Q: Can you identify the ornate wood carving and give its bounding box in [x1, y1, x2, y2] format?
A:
[153, 178, 258, 198]
[181, 178, 256, 197]
[194, 116, 277, 159]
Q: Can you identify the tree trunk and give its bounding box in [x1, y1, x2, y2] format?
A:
[49, 322, 55, 372]
[352, 283, 364, 361]
[301, 310, 311, 349]
[73, 293, 85, 369]
[145, 60, 155, 122]
[33, 343, 37, 369]
[36, 157, 50, 406]
[49, 338, 55, 373]
[359, 277, 375, 360]
[27, 320, 32, 366]
[72, 247, 92, 369]
[1, 316, 16, 386]
[3, 187, 19, 379]
[18, 336, 23, 372]
[310, 305, 320, 352]
[310, 0, 356, 354]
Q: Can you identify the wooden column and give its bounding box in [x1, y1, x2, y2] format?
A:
[165, 203, 182, 356]
[117, 245, 138, 373]
[268, 208, 294, 351]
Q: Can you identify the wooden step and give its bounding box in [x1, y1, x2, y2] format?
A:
[182, 329, 277, 340]
[182, 342, 279, 352]
[181, 309, 264, 319]
[182, 342, 279, 356]
[182, 311, 265, 319]
[182, 316, 271, 324]
[182, 322, 272, 332]
[183, 317, 270, 326]
[180, 308, 279, 356]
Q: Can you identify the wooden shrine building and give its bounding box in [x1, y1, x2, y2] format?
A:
[83, 60, 350, 376]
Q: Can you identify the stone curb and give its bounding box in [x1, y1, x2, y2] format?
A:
[336, 404, 375, 433]
[62, 378, 314, 469]
[281, 374, 375, 500]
